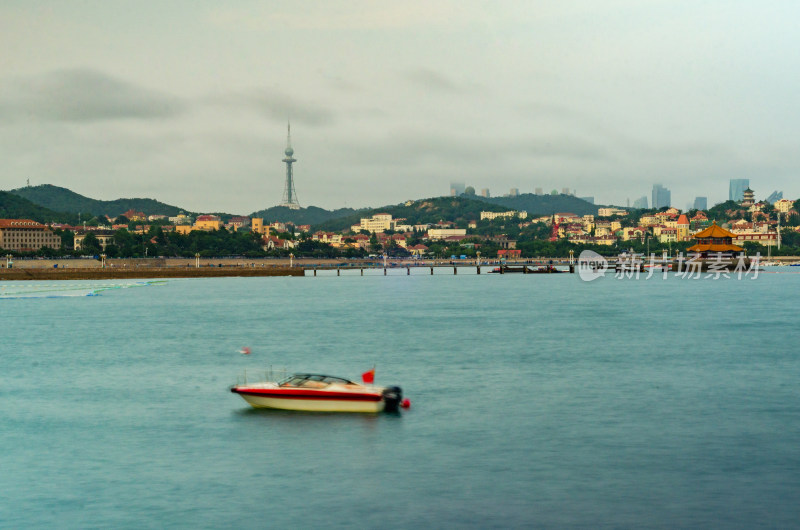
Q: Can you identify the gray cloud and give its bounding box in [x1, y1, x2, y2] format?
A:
[209, 89, 335, 126]
[0, 69, 186, 123]
[404, 69, 464, 93]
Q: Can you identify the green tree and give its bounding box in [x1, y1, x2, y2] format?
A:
[81, 232, 102, 256]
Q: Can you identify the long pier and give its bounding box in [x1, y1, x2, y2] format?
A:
[303, 263, 575, 276]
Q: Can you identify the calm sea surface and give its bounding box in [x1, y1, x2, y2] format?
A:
[2, 269, 800, 528]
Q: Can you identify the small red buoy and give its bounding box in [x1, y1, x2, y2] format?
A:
[401, 398, 411, 409]
[240, 347, 251, 355]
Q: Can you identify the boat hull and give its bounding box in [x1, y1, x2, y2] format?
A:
[232, 388, 386, 413]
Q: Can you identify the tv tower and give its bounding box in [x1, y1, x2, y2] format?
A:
[279, 122, 300, 209]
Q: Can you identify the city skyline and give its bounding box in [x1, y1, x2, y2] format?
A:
[2, 2, 800, 213]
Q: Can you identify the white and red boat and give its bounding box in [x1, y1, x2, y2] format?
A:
[230, 373, 406, 413]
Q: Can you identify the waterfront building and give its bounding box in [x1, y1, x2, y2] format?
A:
[193, 215, 223, 231]
[598, 207, 627, 217]
[480, 210, 527, 221]
[690, 211, 710, 231]
[775, 199, 795, 213]
[639, 214, 659, 227]
[498, 249, 522, 259]
[554, 212, 580, 224]
[0, 219, 61, 252]
[351, 213, 395, 234]
[251, 218, 269, 235]
[687, 222, 743, 258]
[169, 213, 192, 225]
[409, 244, 428, 257]
[620, 227, 647, 242]
[487, 235, 517, 249]
[658, 228, 678, 243]
[568, 234, 617, 246]
[677, 214, 690, 241]
[262, 235, 295, 250]
[427, 228, 467, 240]
[693, 197, 708, 210]
[74, 230, 115, 251]
[652, 184, 671, 209]
[729, 179, 749, 202]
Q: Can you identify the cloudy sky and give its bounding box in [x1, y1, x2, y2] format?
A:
[2, 1, 799, 213]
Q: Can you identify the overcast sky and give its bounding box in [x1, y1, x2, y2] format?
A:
[2, 1, 799, 214]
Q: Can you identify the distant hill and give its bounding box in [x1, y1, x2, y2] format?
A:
[475, 193, 599, 216]
[0, 190, 79, 224]
[250, 205, 361, 226]
[315, 196, 511, 232]
[9, 184, 187, 218]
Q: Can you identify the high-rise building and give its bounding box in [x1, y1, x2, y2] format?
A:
[693, 197, 708, 210]
[633, 196, 648, 209]
[579, 196, 595, 204]
[534, 187, 543, 195]
[480, 188, 490, 198]
[509, 188, 519, 197]
[729, 179, 749, 202]
[450, 182, 465, 196]
[561, 187, 571, 195]
[766, 190, 783, 204]
[279, 122, 300, 209]
[652, 184, 671, 209]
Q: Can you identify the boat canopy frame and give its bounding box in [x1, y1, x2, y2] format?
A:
[278, 373, 357, 387]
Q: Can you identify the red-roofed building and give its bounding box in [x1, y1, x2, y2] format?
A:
[123, 210, 146, 221]
[0, 219, 61, 252]
[409, 244, 428, 257]
[498, 249, 522, 259]
[676, 214, 690, 241]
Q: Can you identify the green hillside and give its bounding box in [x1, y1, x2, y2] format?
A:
[315, 196, 511, 232]
[250, 205, 362, 226]
[476, 193, 599, 216]
[0, 190, 79, 224]
[9, 184, 187, 217]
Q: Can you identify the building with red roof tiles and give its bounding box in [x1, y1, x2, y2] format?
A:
[0, 219, 61, 252]
[409, 244, 428, 256]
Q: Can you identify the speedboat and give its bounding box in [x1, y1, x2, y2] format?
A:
[230, 373, 406, 413]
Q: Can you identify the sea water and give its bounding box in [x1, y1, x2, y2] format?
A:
[1, 269, 799, 528]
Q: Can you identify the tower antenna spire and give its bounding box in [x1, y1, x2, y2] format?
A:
[279, 121, 300, 209]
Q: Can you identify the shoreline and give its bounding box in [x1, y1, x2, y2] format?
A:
[0, 267, 303, 281]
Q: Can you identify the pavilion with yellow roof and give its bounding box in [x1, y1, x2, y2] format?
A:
[687, 222, 743, 258]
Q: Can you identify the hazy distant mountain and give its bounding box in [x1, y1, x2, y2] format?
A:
[475, 193, 600, 216]
[0, 190, 79, 224]
[250, 205, 362, 226]
[9, 184, 186, 218]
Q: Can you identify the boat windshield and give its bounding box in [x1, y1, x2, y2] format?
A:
[278, 374, 355, 387]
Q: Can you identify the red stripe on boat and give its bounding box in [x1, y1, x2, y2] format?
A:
[232, 388, 382, 402]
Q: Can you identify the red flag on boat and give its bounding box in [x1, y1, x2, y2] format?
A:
[361, 368, 375, 384]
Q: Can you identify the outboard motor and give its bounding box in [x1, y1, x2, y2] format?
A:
[382, 386, 403, 413]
